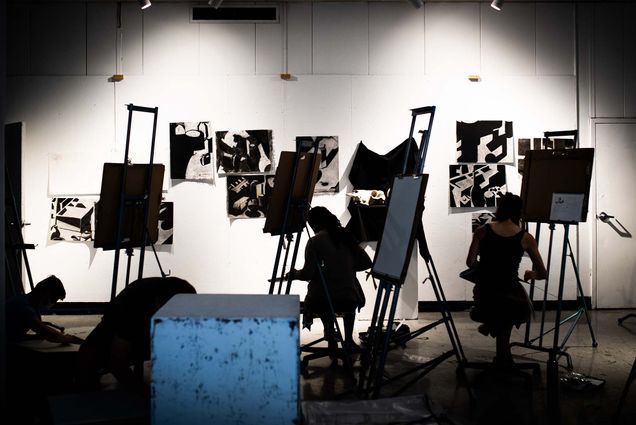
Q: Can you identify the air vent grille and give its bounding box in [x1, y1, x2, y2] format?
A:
[191, 6, 279, 23]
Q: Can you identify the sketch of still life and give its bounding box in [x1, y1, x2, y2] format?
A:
[226, 175, 275, 219]
[297, 136, 340, 193]
[49, 197, 95, 242]
[472, 212, 496, 232]
[216, 130, 273, 175]
[169, 122, 214, 181]
[157, 202, 173, 245]
[456, 121, 514, 164]
[449, 164, 507, 208]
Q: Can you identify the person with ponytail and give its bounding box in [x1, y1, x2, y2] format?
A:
[466, 192, 547, 367]
[288, 206, 372, 362]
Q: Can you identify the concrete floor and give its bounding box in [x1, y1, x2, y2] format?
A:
[300, 309, 636, 425]
[9, 309, 636, 424]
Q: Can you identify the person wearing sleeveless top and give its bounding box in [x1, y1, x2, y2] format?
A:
[466, 193, 547, 366]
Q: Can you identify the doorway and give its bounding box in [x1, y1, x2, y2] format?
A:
[594, 121, 636, 308]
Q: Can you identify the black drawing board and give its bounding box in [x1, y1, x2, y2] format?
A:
[372, 174, 428, 285]
[94, 163, 165, 250]
[262, 151, 321, 236]
[520, 148, 594, 223]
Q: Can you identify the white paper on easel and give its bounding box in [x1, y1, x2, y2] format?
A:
[48, 152, 107, 196]
[549, 193, 584, 223]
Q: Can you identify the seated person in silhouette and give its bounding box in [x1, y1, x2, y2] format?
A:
[6, 275, 84, 344]
[466, 193, 547, 366]
[287, 207, 372, 362]
[76, 276, 196, 391]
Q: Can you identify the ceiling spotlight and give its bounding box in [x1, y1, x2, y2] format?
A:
[491, 0, 503, 11]
[208, 0, 224, 9]
[406, 0, 423, 9]
[137, 0, 151, 10]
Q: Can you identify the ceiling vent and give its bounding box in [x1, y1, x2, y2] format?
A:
[191, 5, 279, 23]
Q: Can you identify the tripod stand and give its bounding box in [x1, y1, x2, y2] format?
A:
[513, 223, 598, 366]
[358, 107, 466, 398]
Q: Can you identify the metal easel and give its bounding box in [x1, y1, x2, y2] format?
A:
[513, 132, 597, 370]
[4, 167, 35, 297]
[513, 138, 596, 425]
[358, 106, 467, 399]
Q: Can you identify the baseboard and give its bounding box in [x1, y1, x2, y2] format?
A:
[418, 297, 592, 312]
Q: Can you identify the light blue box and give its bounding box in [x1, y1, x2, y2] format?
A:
[151, 294, 300, 425]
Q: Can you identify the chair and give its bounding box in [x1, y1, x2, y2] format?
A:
[300, 310, 359, 372]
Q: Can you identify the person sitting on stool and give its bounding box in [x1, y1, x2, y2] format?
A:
[75, 276, 196, 391]
[287, 206, 372, 364]
[6, 275, 84, 344]
[466, 193, 547, 367]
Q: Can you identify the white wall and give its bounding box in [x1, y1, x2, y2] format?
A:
[6, 1, 584, 303]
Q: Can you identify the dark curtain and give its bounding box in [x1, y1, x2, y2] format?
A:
[345, 139, 418, 242]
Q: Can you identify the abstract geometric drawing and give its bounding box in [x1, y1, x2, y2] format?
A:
[449, 165, 473, 208]
[226, 175, 275, 219]
[169, 122, 214, 181]
[49, 197, 95, 242]
[297, 136, 339, 193]
[472, 212, 496, 232]
[216, 130, 273, 175]
[157, 202, 173, 245]
[449, 164, 507, 208]
[456, 121, 514, 164]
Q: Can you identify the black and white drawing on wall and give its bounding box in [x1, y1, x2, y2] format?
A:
[170, 122, 214, 181]
[472, 212, 496, 232]
[216, 130, 273, 175]
[518, 138, 531, 156]
[226, 175, 275, 219]
[297, 136, 339, 193]
[157, 202, 173, 245]
[456, 121, 514, 164]
[518, 136, 575, 174]
[449, 164, 507, 208]
[49, 197, 95, 242]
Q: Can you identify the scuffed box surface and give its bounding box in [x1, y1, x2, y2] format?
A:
[151, 294, 300, 425]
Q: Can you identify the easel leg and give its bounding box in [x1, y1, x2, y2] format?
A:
[372, 285, 401, 399]
[567, 237, 598, 347]
[360, 282, 392, 395]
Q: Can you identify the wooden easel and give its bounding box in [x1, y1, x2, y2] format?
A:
[263, 143, 357, 374]
[93, 104, 165, 301]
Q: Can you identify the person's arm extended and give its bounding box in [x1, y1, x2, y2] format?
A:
[31, 319, 84, 344]
[288, 239, 316, 281]
[522, 233, 547, 281]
